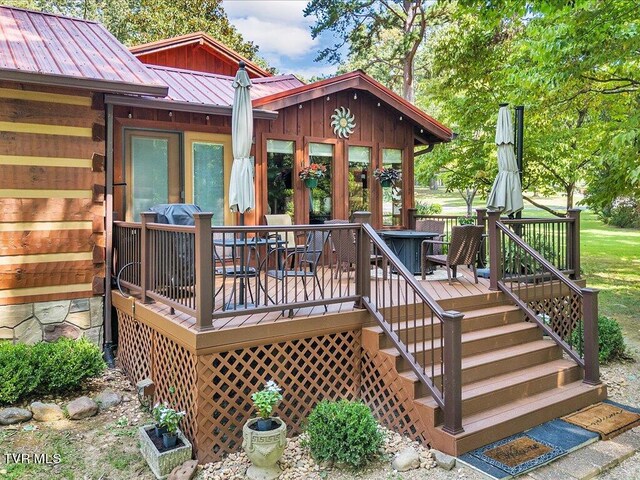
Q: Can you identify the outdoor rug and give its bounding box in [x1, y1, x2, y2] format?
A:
[562, 402, 640, 440]
[463, 433, 566, 477]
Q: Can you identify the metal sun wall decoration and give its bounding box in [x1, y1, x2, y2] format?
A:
[330, 107, 356, 138]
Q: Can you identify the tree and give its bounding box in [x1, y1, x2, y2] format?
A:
[304, 0, 450, 102]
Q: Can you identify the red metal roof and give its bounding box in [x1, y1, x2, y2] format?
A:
[130, 32, 273, 79]
[145, 65, 304, 106]
[0, 6, 167, 96]
[253, 70, 453, 143]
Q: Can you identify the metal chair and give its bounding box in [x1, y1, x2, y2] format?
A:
[266, 230, 330, 317]
[422, 225, 484, 284]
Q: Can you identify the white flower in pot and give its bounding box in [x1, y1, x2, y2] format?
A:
[242, 380, 287, 480]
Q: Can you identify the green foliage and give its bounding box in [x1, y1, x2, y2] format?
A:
[155, 403, 185, 434]
[0, 338, 105, 405]
[0, 342, 41, 404]
[416, 202, 443, 215]
[251, 380, 283, 419]
[570, 315, 626, 363]
[305, 400, 383, 469]
[598, 197, 640, 229]
[458, 216, 476, 225]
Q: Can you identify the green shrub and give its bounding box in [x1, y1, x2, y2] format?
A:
[0, 338, 105, 404]
[458, 216, 476, 225]
[416, 202, 442, 215]
[0, 342, 40, 404]
[570, 315, 625, 363]
[33, 338, 105, 393]
[305, 400, 383, 469]
[599, 197, 640, 228]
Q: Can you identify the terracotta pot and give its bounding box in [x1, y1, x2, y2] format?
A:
[242, 417, 287, 480]
[304, 178, 318, 188]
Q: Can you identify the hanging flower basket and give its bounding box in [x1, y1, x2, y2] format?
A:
[304, 178, 319, 188]
[299, 163, 326, 189]
[374, 167, 401, 187]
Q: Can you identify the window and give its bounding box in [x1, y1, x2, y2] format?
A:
[308, 142, 333, 223]
[267, 139, 295, 217]
[184, 133, 233, 225]
[381, 148, 402, 226]
[125, 131, 180, 222]
[348, 146, 371, 218]
[192, 142, 225, 223]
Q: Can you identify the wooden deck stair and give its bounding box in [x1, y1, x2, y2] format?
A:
[362, 293, 607, 456]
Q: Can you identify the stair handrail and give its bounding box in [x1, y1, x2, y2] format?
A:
[490, 214, 600, 385]
[360, 222, 464, 435]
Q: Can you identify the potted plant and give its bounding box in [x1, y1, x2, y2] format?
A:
[242, 380, 287, 480]
[139, 402, 192, 479]
[299, 163, 327, 188]
[373, 167, 401, 187]
[157, 404, 186, 448]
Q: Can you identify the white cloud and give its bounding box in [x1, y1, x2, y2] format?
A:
[289, 64, 337, 80]
[224, 0, 312, 26]
[232, 16, 317, 58]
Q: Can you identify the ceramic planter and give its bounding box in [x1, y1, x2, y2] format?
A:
[304, 178, 318, 188]
[242, 417, 287, 480]
[139, 425, 192, 480]
[380, 179, 392, 188]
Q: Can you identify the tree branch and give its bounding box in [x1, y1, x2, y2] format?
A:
[522, 195, 566, 217]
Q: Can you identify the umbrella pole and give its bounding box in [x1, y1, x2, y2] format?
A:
[239, 211, 245, 306]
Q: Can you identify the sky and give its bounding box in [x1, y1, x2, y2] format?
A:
[222, 0, 340, 79]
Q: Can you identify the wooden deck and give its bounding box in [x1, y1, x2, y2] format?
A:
[136, 265, 491, 333]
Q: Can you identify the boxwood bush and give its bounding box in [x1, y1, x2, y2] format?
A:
[0, 338, 105, 404]
[305, 400, 383, 469]
[570, 315, 626, 363]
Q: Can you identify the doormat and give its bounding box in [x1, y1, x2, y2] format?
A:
[562, 402, 640, 440]
[466, 433, 566, 476]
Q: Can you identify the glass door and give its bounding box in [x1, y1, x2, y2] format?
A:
[185, 133, 233, 225]
[125, 130, 181, 221]
[348, 145, 371, 218]
[266, 139, 295, 218]
[381, 148, 403, 226]
[308, 142, 333, 224]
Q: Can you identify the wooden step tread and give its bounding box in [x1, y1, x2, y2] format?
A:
[380, 322, 539, 356]
[363, 305, 522, 336]
[417, 359, 579, 409]
[452, 380, 601, 438]
[399, 339, 560, 381]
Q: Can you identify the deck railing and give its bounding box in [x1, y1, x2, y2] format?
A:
[356, 215, 464, 435]
[113, 213, 360, 329]
[487, 211, 599, 385]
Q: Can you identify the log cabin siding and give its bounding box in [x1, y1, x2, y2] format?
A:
[0, 81, 105, 306]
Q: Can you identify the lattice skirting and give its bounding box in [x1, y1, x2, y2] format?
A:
[528, 291, 582, 341]
[361, 348, 430, 444]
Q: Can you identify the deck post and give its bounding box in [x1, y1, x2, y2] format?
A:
[476, 208, 487, 267]
[407, 208, 417, 230]
[567, 208, 581, 279]
[140, 212, 157, 304]
[193, 212, 213, 330]
[353, 211, 372, 308]
[442, 310, 464, 435]
[487, 211, 500, 291]
[582, 288, 600, 385]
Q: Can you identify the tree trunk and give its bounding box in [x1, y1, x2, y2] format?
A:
[566, 185, 575, 210]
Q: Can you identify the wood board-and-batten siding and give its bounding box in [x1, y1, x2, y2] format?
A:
[0, 82, 106, 306]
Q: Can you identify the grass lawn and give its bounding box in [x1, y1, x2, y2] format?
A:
[416, 188, 640, 351]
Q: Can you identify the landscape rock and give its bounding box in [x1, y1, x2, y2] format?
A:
[95, 390, 122, 410]
[433, 449, 457, 470]
[67, 396, 98, 420]
[30, 402, 64, 422]
[43, 323, 81, 342]
[168, 459, 198, 480]
[391, 446, 421, 472]
[0, 407, 32, 425]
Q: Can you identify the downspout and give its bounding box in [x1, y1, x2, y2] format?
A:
[103, 101, 115, 367]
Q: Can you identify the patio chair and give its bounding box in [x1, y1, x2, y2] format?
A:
[325, 219, 387, 279]
[422, 225, 484, 284]
[415, 219, 446, 255]
[266, 229, 330, 317]
[264, 214, 305, 250]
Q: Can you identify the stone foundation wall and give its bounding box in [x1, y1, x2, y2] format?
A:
[0, 297, 104, 345]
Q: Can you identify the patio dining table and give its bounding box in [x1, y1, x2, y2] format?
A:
[378, 230, 440, 275]
[213, 236, 286, 310]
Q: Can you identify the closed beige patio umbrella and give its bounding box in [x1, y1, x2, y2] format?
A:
[229, 61, 254, 219]
[486, 104, 523, 216]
